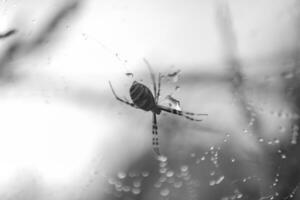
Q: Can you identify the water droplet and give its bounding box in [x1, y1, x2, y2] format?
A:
[258, 138, 264, 143]
[117, 172, 126, 179]
[166, 170, 174, 177]
[221, 197, 230, 200]
[125, 72, 134, 77]
[115, 180, 122, 187]
[157, 155, 168, 162]
[281, 154, 287, 159]
[159, 176, 167, 183]
[173, 181, 183, 188]
[215, 176, 225, 185]
[210, 171, 215, 176]
[201, 156, 206, 161]
[160, 162, 167, 168]
[123, 185, 131, 192]
[166, 95, 181, 111]
[237, 194, 243, 199]
[160, 188, 170, 197]
[131, 187, 141, 195]
[180, 165, 188, 172]
[267, 140, 273, 145]
[133, 179, 141, 187]
[167, 69, 181, 82]
[209, 180, 216, 186]
[291, 131, 298, 144]
[274, 138, 280, 144]
[159, 167, 167, 174]
[154, 181, 162, 188]
[115, 184, 123, 192]
[142, 171, 149, 177]
[231, 158, 236, 163]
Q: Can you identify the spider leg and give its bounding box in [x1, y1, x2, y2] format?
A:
[179, 111, 208, 116]
[108, 81, 137, 108]
[152, 112, 161, 156]
[143, 58, 157, 97]
[155, 73, 163, 103]
[158, 105, 207, 122]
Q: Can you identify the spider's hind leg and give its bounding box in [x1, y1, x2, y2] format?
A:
[152, 113, 161, 156]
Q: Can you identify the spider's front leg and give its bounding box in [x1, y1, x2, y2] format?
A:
[155, 73, 163, 103]
[158, 105, 207, 122]
[143, 58, 157, 97]
[108, 81, 137, 108]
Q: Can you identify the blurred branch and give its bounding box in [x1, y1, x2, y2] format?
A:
[0, 0, 81, 82]
[215, 1, 263, 140]
[28, 0, 81, 49]
[0, 29, 17, 39]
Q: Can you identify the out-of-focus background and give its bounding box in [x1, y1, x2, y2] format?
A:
[0, 0, 300, 199]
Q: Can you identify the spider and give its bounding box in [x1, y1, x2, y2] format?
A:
[109, 59, 207, 156]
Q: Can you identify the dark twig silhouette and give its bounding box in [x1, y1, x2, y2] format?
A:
[0, 29, 17, 39]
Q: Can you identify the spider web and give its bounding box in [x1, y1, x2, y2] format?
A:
[0, 0, 299, 200]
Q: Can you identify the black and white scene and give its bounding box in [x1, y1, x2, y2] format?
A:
[0, 0, 299, 199]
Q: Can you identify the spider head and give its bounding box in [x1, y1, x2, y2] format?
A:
[155, 109, 161, 115]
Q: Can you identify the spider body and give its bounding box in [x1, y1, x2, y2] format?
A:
[130, 81, 161, 114]
[109, 59, 207, 156]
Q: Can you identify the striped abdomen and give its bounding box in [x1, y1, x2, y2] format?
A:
[130, 81, 156, 112]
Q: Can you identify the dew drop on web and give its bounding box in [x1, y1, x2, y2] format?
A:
[160, 188, 170, 197]
[125, 72, 134, 78]
[167, 69, 181, 83]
